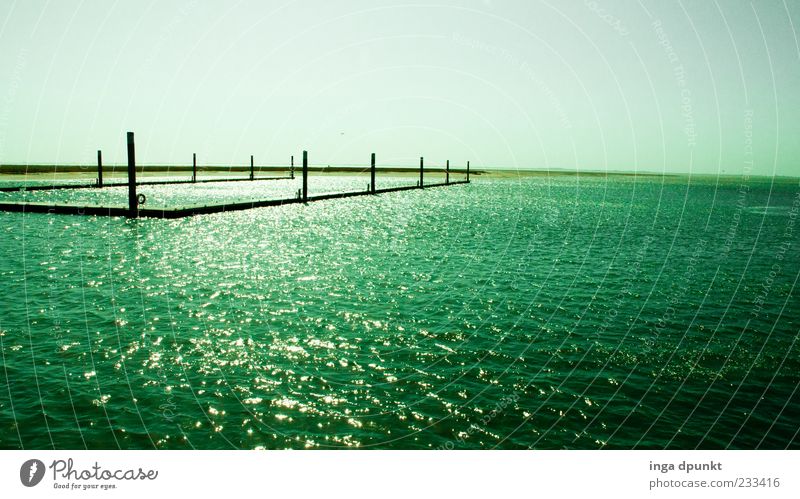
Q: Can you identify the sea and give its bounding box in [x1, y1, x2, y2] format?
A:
[0, 173, 798, 449]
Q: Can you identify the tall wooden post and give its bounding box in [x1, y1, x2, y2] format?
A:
[126, 132, 138, 218]
[370, 153, 376, 194]
[302, 150, 308, 202]
[419, 157, 424, 187]
[97, 150, 103, 187]
[291, 155, 294, 179]
[467, 160, 470, 182]
[192, 153, 197, 182]
[446, 159, 450, 185]
[250, 155, 254, 180]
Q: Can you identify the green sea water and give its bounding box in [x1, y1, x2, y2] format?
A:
[0, 174, 798, 449]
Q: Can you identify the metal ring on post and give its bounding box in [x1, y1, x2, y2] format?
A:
[137, 193, 146, 205]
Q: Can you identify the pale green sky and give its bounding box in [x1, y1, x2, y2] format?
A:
[0, 0, 797, 175]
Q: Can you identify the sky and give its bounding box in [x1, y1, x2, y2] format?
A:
[0, 0, 798, 175]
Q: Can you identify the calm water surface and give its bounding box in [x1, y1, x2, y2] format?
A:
[1, 174, 798, 449]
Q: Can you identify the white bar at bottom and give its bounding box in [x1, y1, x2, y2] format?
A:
[1, 450, 797, 498]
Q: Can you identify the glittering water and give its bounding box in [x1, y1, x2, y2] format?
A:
[1, 174, 798, 449]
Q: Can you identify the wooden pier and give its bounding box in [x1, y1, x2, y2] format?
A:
[0, 132, 471, 219]
[0, 181, 466, 219]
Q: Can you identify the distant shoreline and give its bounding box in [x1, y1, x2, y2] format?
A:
[0, 165, 797, 182]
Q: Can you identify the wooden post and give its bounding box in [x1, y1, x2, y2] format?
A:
[250, 155, 254, 180]
[126, 132, 137, 218]
[446, 159, 450, 185]
[370, 153, 376, 194]
[192, 153, 197, 182]
[97, 150, 103, 187]
[302, 150, 308, 202]
[291, 155, 294, 179]
[467, 160, 470, 182]
[419, 157, 424, 187]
